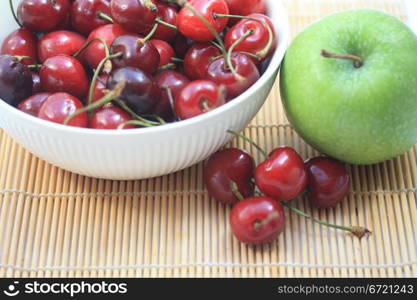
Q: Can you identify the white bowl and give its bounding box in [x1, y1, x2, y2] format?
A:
[0, 0, 290, 180]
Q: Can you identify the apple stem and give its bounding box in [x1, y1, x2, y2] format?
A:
[321, 49, 363, 68]
[227, 130, 269, 159]
[229, 181, 245, 201]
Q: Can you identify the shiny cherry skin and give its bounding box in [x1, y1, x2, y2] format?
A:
[18, 92, 51, 116]
[147, 1, 177, 41]
[224, 0, 266, 17]
[207, 52, 260, 99]
[92, 74, 109, 105]
[0, 55, 33, 106]
[107, 67, 161, 115]
[175, 80, 226, 120]
[110, 34, 160, 74]
[85, 24, 128, 69]
[71, 0, 112, 35]
[40, 54, 89, 98]
[178, 0, 229, 42]
[111, 0, 158, 34]
[90, 106, 135, 129]
[0, 28, 38, 65]
[17, 0, 71, 33]
[38, 30, 86, 63]
[204, 148, 255, 205]
[38, 92, 88, 127]
[255, 147, 307, 202]
[225, 14, 276, 62]
[31, 72, 43, 93]
[154, 70, 190, 120]
[184, 43, 221, 80]
[305, 157, 350, 208]
[150, 39, 175, 67]
[230, 196, 285, 245]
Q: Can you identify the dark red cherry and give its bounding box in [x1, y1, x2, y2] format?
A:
[31, 72, 43, 93]
[17, 0, 71, 33]
[0, 55, 33, 106]
[18, 92, 51, 116]
[224, 0, 266, 17]
[154, 70, 190, 120]
[111, 0, 158, 34]
[175, 80, 226, 120]
[90, 106, 134, 129]
[0, 28, 38, 65]
[147, 1, 177, 41]
[206, 52, 260, 99]
[255, 147, 307, 202]
[150, 39, 175, 67]
[38, 30, 86, 63]
[204, 148, 255, 205]
[177, 0, 229, 42]
[230, 196, 285, 245]
[107, 67, 160, 115]
[71, 0, 112, 35]
[305, 157, 350, 209]
[110, 34, 160, 74]
[38, 92, 88, 127]
[40, 54, 89, 98]
[92, 74, 109, 105]
[173, 34, 194, 58]
[183, 43, 221, 80]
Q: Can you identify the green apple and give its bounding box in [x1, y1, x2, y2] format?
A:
[280, 9, 417, 164]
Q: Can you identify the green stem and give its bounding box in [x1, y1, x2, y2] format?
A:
[113, 99, 161, 126]
[226, 29, 253, 81]
[117, 120, 155, 129]
[170, 57, 184, 63]
[139, 22, 159, 45]
[143, 0, 157, 11]
[229, 181, 244, 201]
[9, 0, 22, 27]
[73, 37, 110, 59]
[162, 86, 180, 121]
[227, 130, 268, 159]
[27, 64, 43, 70]
[156, 18, 177, 30]
[97, 12, 114, 23]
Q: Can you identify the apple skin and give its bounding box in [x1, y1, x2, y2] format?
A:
[280, 10, 417, 165]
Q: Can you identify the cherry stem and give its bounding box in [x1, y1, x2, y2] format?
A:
[226, 29, 253, 81]
[280, 201, 371, 239]
[142, 114, 167, 125]
[14, 55, 34, 62]
[97, 12, 114, 23]
[73, 37, 110, 59]
[229, 181, 244, 201]
[156, 18, 177, 30]
[139, 22, 159, 45]
[64, 81, 126, 125]
[227, 130, 268, 159]
[158, 63, 176, 71]
[253, 211, 279, 232]
[117, 120, 155, 129]
[321, 50, 363, 68]
[200, 99, 211, 112]
[143, 0, 157, 12]
[9, 0, 22, 27]
[27, 64, 43, 70]
[171, 57, 184, 63]
[113, 99, 162, 126]
[162, 86, 180, 121]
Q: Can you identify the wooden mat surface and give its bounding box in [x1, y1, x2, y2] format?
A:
[1, 0, 416, 278]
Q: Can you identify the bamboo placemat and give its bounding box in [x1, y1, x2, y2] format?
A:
[0, 0, 416, 278]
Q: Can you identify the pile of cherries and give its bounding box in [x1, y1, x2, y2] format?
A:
[0, 0, 276, 129]
[204, 131, 370, 245]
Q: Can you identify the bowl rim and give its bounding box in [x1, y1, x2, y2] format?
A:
[0, 0, 290, 137]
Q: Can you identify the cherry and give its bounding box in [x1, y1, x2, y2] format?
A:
[154, 70, 190, 120]
[71, 0, 113, 35]
[38, 30, 86, 63]
[150, 39, 175, 67]
[0, 28, 38, 65]
[183, 43, 221, 80]
[38, 92, 88, 127]
[173, 34, 195, 58]
[92, 73, 109, 106]
[305, 157, 350, 208]
[85, 24, 128, 70]
[224, 0, 266, 17]
[18, 92, 51, 116]
[40, 54, 89, 98]
[206, 52, 260, 99]
[255, 147, 307, 202]
[17, 0, 71, 33]
[110, 34, 160, 74]
[111, 0, 158, 34]
[147, 1, 178, 42]
[230, 196, 285, 245]
[107, 67, 161, 115]
[0, 55, 33, 106]
[31, 72, 43, 93]
[175, 80, 226, 120]
[90, 106, 135, 129]
[177, 0, 229, 42]
[204, 148, 255, 205]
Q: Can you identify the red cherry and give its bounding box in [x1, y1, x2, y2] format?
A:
[17, 0, 71, 33]
[305, 157, 350, 208]
[150, 39, 175, 67]
[154, 70, 190, 120]
[38, 92, 88, 127]
[92, 74, 109, 105]
[38, 30, 86, 63]
[206, 52, 260, 99]
[175, 80, 226, 120]
[85, 24, 128, 69]
[184, 43, 221, 80]
[224, 0, 266, 17]
[90, 106, 134, 129]
[230, 196, 285, 245]
[178, 0, 229, 42]
[204, 148, 255, 205]
[255, 147, 307, 202]
[111, 0, 158, 34]
[0, 28, 38, 65]
[71, 0, 112, 35]
[148, 1, 178, 41]
[225, 14, 276, 62]
[31, 72, 43, 93]
[18, 92, 51, 116]
[40, 54, 89, 98]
